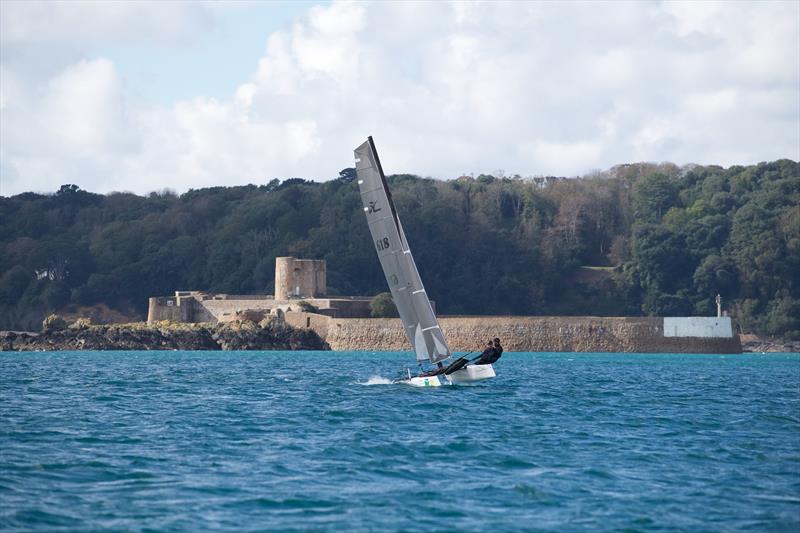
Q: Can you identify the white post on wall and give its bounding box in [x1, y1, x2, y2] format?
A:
[715, 294, 722, 317]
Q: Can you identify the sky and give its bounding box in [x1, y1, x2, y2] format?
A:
[1, 0, 798, 196]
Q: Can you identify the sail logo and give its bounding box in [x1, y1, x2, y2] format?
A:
[367, 201, 381, 214]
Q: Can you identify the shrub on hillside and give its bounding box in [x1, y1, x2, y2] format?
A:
[297, 301, 319, 313]
[370, 292, 398, 318]
[69, 317, 92, 330]
[42, 314, 67, 332]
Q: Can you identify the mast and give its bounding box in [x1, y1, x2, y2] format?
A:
[354, 137, 451, 364]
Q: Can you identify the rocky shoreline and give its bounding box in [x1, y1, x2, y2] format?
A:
[740, 336, 800, 354]
[0, 319, 330, 352]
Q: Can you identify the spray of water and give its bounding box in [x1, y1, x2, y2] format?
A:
[358, 375, 395, 386]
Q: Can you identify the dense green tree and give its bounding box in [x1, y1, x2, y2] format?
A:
[0, 160, 797, 337]
[633, 173, 679, 223]
[692, 254, 737, 314]
[370, 292, 398, 318]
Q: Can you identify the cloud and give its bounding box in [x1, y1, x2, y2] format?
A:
[1, 0, 798, 196]
[42, 59, 136, 155]
[0, 0, 213, 46]
[1, 58, 137, 194]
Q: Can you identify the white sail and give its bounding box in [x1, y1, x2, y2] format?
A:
[354, 137, 451, 364]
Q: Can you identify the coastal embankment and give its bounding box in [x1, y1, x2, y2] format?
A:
[285, 314, 743, 354]
[1, 314, 749, 353]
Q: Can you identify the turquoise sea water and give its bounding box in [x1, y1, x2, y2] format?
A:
[1, 351, 798, 531]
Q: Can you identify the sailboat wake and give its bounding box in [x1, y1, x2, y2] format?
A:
[358, 375, 395, 386]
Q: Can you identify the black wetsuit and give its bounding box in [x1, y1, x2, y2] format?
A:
[420, 344, 504, 377]
[474, 346, 496, 365]
[475, 344, 503, 365]
[488, 344, 503, 364]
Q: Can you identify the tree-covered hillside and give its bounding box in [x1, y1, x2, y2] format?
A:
[1, 160, 798, 338]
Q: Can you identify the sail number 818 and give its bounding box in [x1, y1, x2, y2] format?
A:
[375, 237, 390, 251]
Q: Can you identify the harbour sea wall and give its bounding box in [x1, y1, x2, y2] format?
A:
[284, 313, 742, 353]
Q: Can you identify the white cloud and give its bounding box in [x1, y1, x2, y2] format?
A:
[0, 0, 798, 196]
[0, 0, 213, 46]
[1, 58, 136, 194]
[41, 59, 135, 155]
[685, 89, 737, 116]
[529, 140, 606, 176]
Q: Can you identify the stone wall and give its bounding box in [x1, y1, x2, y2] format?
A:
[313, 298, 372, 318]
[284, 311, 335, 333]
[148, 297, 191, 323]
[199, 298, 274, 323]
[286, 313, 741, 353]
[147, 295, 216, 323]
[147, 292, 371, 324]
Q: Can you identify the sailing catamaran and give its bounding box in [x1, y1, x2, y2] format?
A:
[354, 136, 496, 386]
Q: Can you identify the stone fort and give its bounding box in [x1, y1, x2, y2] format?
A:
[147, 257, 741, 353]
[147, 257, 374, 324]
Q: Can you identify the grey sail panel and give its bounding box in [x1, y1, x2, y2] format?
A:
[354, 137, 450, 364]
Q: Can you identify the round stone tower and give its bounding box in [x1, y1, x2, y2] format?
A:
[274, 257, 326, 300]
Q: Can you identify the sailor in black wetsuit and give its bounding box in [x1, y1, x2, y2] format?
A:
[419, 338, 504, 377]
[489, 337, 503, 363]
[421, 341, 490, 377]
[473, 340, 497, 365]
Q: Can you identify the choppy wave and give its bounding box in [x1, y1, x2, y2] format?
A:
[1, 351, 798, 531]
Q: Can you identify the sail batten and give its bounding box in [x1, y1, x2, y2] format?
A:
[354, 137, 450, 364]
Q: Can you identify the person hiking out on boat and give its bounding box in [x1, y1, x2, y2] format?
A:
[490, 337, 503, 363]
[421, 341, 493, 377]
[474, 340, 497, 365]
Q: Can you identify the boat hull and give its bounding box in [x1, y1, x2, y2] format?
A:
[404, 375, 443, 387]
[446, 364, 496, 384]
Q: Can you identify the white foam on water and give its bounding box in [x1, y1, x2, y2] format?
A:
[358, 375, 395, 386]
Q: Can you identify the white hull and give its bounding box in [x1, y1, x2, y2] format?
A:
[400, 364, 495, 387]
[405, 375, 443, 387]
[446, 364, 496, 384]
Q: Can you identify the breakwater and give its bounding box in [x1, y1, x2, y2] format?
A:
[1, 315, 742, 353]
[284, 313, 742, 353]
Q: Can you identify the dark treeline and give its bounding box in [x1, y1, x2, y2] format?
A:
[1, 160, 798, 338]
